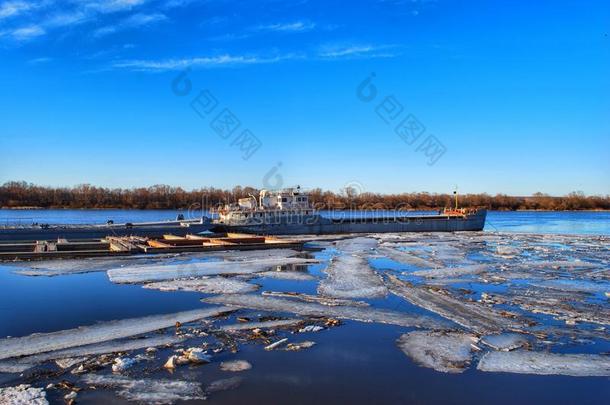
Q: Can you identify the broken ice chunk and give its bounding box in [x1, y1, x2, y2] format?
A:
[0, 335, 182, 374]
[204, 294, 449, 329]
[477, 351, 610, 377]
[219, 319, 302, 332]
[385, 275, 527, 334]
[265, 338, 288, 351]
[285, 341, 316, 351]
[55, 357, 88, 370]
[112, 357, 138, 373]
[0, 307, 231, 360]
[481, 333, 530, 351]
[411, 264, 488, 279]
[396, 331, 478, 373]
[377, 246, 441, 268]
[0, 384, 48, 405]
[255, 271, 316, 281]
[143, 277, 259, 294]
[318, 254, 388, 299]
[107, 257, 319, 283]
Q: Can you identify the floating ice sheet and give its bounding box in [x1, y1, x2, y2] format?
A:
[397, 331, 477, 373]
[333, 237, 378, 254]
[10, 250, 303, 277]
[530, 279, 610, 294]
[0, 307, 231, 360]
[385, 275, 527, 334]
[377, 246, 440, 268]
[0, 335, 182, 373]
[255, 270, 316, 281]
[318, 254, 387, 299]
[204, 294, 449, 329]
[477, 351, 610, 376]
[219, 319, 303, 331]
[107, 257, 319, 283]
[480, 333, 529, 351]
[263, 291, 369, 307]
[82, 374, 205, 404]
[143, 277, 259, 294]
[11, 255, 157, 277]
[411, 264, 488, 279]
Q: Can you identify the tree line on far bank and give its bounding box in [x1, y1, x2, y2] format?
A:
[1, 181, 608, 211]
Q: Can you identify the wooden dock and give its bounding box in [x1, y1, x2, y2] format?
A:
[0, 233, 303, 261]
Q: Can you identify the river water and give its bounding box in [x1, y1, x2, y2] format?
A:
[0, 211, 608, 404]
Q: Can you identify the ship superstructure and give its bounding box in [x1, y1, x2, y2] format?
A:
[216, 187, 319, 226]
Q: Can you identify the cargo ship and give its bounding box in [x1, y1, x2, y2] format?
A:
[0, 188, 486, 242]
[213, 187, 487, 235]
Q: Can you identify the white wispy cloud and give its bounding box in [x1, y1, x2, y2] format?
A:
[0, 0, 157, 42]
[210, 19, 318, 41]
[10, 24, 45, 40]
[318, 43, 400, 59]
[94, 12, 167, 37]
[44, 10, 89, 28]
[254, 20, 316, 33]
[0, 0, 37, 20]
[85, 0, 149, 14]
[112, 52, 301, 71]
[28, 56, 52, 64]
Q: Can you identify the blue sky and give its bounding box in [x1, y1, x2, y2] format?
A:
[0, 0, 608, 195]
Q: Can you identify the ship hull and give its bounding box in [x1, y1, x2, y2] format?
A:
[214, 209, 487, 235]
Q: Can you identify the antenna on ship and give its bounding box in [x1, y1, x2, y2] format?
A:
[453, 186, 459, 210]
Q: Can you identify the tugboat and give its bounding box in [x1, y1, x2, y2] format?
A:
[213, 187, 487, 235]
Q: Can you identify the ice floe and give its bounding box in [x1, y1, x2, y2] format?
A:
[376, 246, 441, 268]
[318, 254, 387, 299]
[112, 357, 137, 373]
[480, 333, 530, 351]
[219, 319, 303, 331]
[10, 255, 159, 277]
[255, 270, 316, 281]
[0, 307, 231, 360]
[107, 257, 319, 283]
[477, 351, 610, 376]
[143, 277, 259, 294]
[262, 291, 369, 307]
[385, 275, 528, 334]
[397, 331, 478, 373]
[204, 294, 449, 329]
[411, 264, 488, 279]
[0, 335, 181, 373]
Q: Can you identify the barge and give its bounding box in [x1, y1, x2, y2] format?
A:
[0, 233, 302, 261]
[0, 218, 213, 242]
